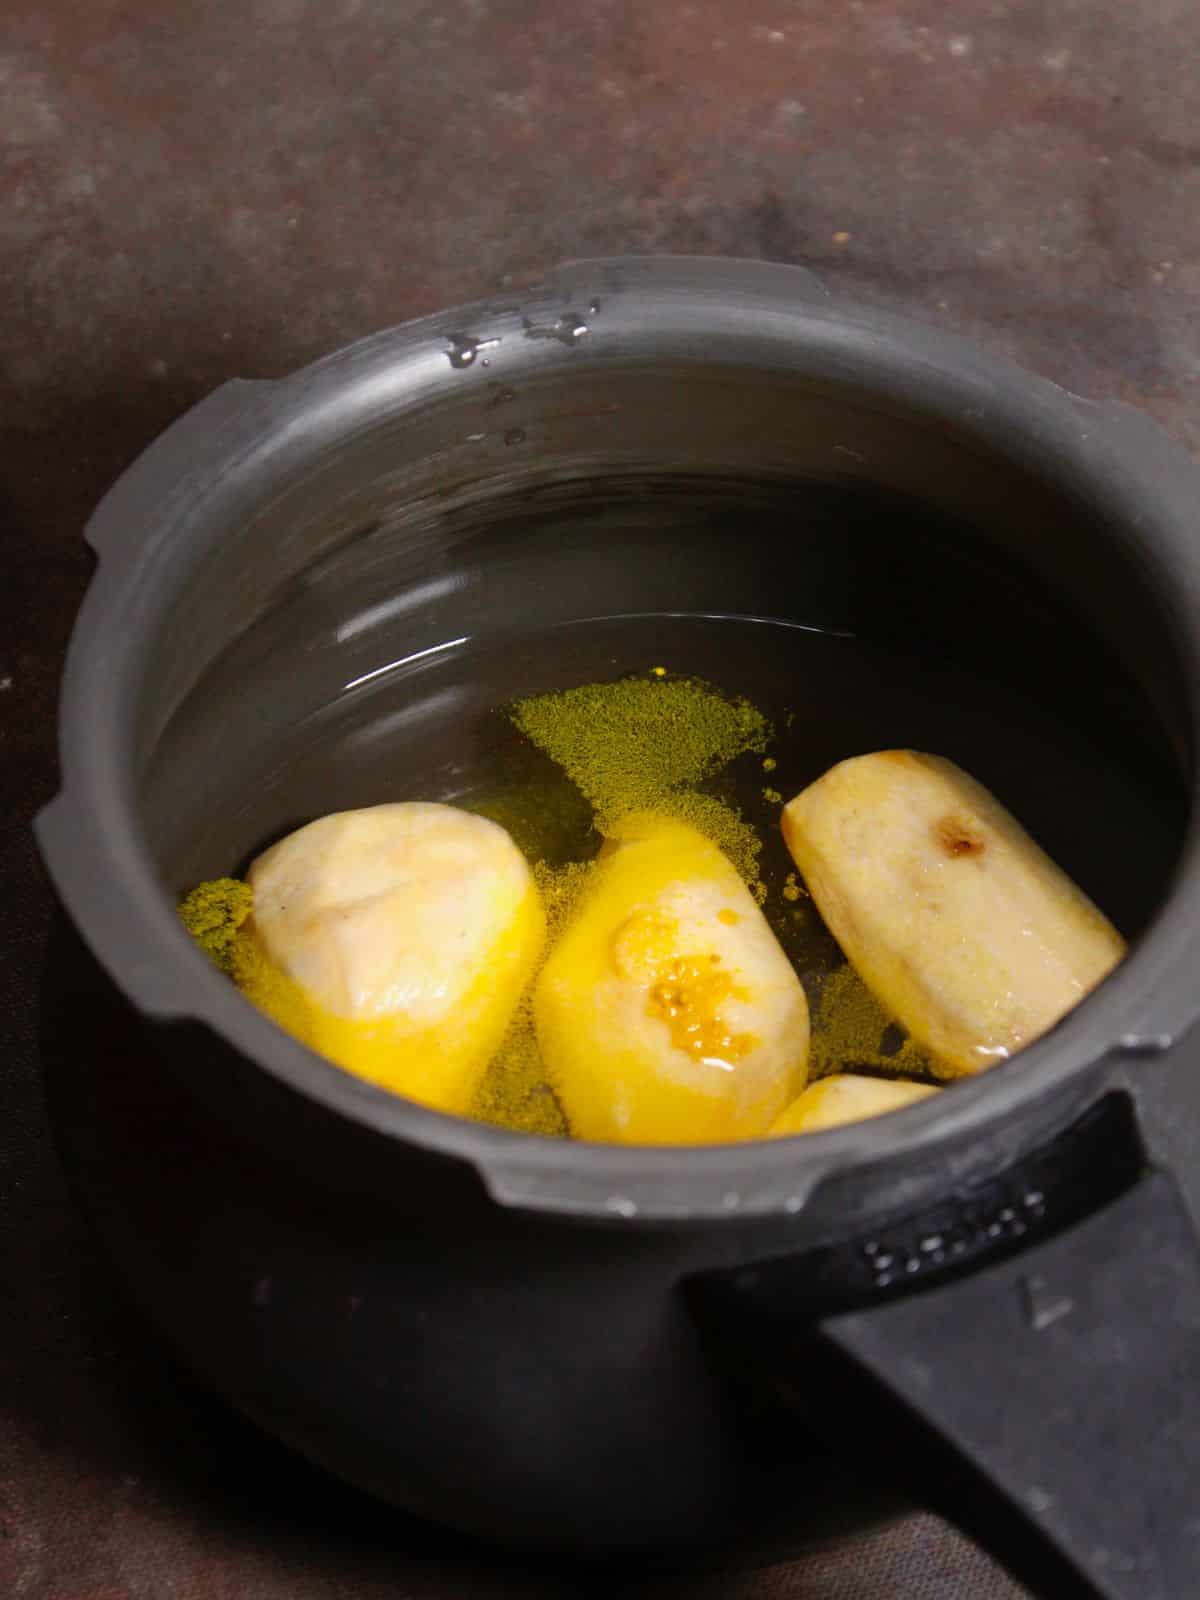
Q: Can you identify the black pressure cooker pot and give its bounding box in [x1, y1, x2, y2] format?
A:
[35, 257, 1200, 1600]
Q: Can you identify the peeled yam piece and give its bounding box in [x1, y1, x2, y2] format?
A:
[246, 803, 544, 1113]
[769, 1073, 938, 1136]
[781, 752, 1126, 1078]
[535, 812, 809, 1144]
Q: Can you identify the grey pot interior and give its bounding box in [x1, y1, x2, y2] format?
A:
[46, 255, 1200, 1221]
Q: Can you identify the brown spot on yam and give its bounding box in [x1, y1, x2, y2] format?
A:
[935, 814, 986, 858]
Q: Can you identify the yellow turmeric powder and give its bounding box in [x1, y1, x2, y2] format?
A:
[179, 879, 327, 1053]
[178, 878, 253, 974]
[469, 859, 590, 1137]
[807, 963, 931, 1081]
[510, 673, 771, 887]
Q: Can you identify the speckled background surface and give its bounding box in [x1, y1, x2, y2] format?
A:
[4, 1, 1198, 1594]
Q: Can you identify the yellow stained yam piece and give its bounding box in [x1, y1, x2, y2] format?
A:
[781, 752, 1126, 1078]
[534, 812, 809, 1144]
[769, 1073, 938, 1136]
[244, 803, 545, 1113]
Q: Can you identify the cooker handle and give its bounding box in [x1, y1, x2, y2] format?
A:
[823, 1168, 1200, 1600]
[700, 1154, 1200, 1600]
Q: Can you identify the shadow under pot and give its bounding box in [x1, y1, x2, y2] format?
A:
[36, 256, 1200, 1600]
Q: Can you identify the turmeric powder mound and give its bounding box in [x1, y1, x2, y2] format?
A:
[532, 858, 594, 940]
[511, 675, 769, 816]
[510, 675, 771, 887]
[470, 859, 590, 1137]
[178, 878, 321, 1044]
[470, 1008, 569, 1137]
[178, 878, 253, 974]
[808, 963, 932, 1081]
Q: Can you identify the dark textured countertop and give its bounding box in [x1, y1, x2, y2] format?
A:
[4, 2, 1198, 1595]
